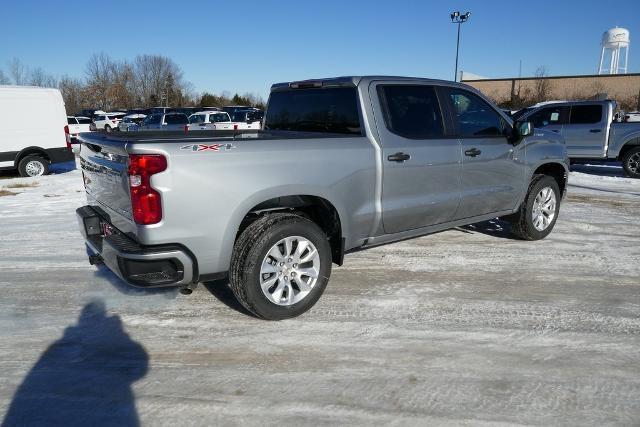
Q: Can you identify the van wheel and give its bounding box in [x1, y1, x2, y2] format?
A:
[229, 213, 332, 320]
[622, 146, 640, 178]
[18, 155, 49, 177]
[104, 124, 112, 133]
[505, 175, 560, 240]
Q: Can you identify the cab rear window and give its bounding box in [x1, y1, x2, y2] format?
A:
[264, 87, 362, 135]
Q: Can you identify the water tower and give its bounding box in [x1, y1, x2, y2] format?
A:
[598, 27, 630, 74]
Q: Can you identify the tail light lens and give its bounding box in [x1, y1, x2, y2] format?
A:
[234, 124, 238, 130]
[128, 154, 167, 225]
[64, 125, 71, 148]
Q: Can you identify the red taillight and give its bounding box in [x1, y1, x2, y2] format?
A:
[64, 125, 71, 148]
[184, 125, 189, 132]
[128, 154, 167, 225]
[234, 124, 238, 130]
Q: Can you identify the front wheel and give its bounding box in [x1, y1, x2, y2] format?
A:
[229, 213, 332, 320]
[506, 175, 561, 240]
[622, 146, 640, 178]
[104, 124, 112, 133]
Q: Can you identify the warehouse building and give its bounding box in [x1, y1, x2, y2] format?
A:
[461, 72, 640, 111]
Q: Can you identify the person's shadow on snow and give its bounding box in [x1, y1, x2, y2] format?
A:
[2, 301, 148, 427]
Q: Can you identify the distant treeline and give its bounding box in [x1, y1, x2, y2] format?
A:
[0, 55, 265, 114]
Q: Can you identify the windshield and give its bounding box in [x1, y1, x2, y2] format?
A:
[264, 87, 361, 135]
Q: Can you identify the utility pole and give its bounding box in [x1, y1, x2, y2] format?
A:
[451, 11, 471, 82]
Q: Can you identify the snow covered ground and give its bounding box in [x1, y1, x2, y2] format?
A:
[0, 161, 639, 425]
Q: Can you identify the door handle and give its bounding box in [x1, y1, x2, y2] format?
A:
[589, 129, 602, 133]
[387, 152, 411, 162]
[464, 148, 482, 157]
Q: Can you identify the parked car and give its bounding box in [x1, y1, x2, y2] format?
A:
[188, 111, 234, 130]
[0, 86, 73, 177]
[67, 116, 93, 153]
[76, 76, 568, 320]
[623, 112, 640, 122]
[516, 99, 640, 177]
[136, 112, 189, 130]
[230, 109, 263, 130]
[93, 112, 126, 132]
[118, 114, 147, 132]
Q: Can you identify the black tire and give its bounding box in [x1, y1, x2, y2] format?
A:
[621, 146, 640, 178]
[18, 155, 49, 177]
[506, 175, 561, 240]
[104, 124, 112, 133]
[229, 213, 332, 320]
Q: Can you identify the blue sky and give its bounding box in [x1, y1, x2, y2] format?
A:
[1, 0, 638, 98]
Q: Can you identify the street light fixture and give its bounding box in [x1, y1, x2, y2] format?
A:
[451, 11, 471, 82]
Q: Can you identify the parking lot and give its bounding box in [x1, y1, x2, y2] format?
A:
[0, 162, 639, 425]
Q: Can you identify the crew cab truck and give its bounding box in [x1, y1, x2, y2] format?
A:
[514, 100, 640, 177]
[76, 76, 568, 320]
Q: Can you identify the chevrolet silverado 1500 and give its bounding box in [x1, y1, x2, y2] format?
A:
[77, 76, 569, 319]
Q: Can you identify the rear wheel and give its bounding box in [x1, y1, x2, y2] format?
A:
[622, 146, 640, 178]
[506, 175, 560, 240]
[229, 213, 332, 320]
[18, 155, 49, 177]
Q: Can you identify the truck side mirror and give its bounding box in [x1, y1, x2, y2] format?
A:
[514, 120, 533, 137]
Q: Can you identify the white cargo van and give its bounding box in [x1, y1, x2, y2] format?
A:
[0, 86, 74, 177]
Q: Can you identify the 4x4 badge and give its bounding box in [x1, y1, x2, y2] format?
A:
[180, 143, 236, 152]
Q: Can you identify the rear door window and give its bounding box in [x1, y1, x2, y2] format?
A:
[570, 105, 603, 124]
[377, 85, 445, 139]
[165, 114, 188, 125]
[67, 117, 78, 124]
[77, 118, 92, 124]
[264, 87, 362, 135]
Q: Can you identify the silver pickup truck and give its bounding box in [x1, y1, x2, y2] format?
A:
[77, 76, 568, 320]
[513, 100, 640, 177]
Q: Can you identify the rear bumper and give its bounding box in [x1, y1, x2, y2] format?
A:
[76, 206, 197, 287]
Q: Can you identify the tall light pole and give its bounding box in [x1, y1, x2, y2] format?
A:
[451, 11, 471, 82]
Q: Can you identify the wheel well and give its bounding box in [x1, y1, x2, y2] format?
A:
[618, 139, 640, 161]
[16, 147, 50, 166]
[534, 163, 567, 195]
[238, 195, 344, 265]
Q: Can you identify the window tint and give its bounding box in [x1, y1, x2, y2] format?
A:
[189, 114, 205, 124]
[378, 85, 444, 138]
[528, 106, 568, 128]
[264, 87, 361, 135]
[77, 118, 92, 124]
[210, 113, 230, 123]
[96, 115, 105, 121]
[165, 114, 188, 125]
[447, 89, 503, 137]
[570, 105, 602, 124]
[67, 117, 78, 124]
[145, 114, 161, 125]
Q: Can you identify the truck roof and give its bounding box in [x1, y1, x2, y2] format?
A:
[271, 75, 457, 91]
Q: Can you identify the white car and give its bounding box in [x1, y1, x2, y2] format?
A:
[624, 112, 640, 122]
[67, 116, 93, 153]
[118, 114, 147, 132]
[230, 110, 263, 130]
[0, 86, 73, 176]
[93, 112, 126, 132]
[188, 111, 235, 130]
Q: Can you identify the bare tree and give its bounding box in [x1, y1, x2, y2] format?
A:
[59, 76, 85, 115]
[29, 67, 58, 88]
[533, 66, 552, 102]
[85, 53, 116, 109]
[9, 58, 28, 85]
[0, 69, 10, 85]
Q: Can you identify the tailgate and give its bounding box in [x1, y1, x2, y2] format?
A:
[79, 140, 132, 221]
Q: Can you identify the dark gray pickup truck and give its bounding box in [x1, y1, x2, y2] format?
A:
[77, 76, 569, 319]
